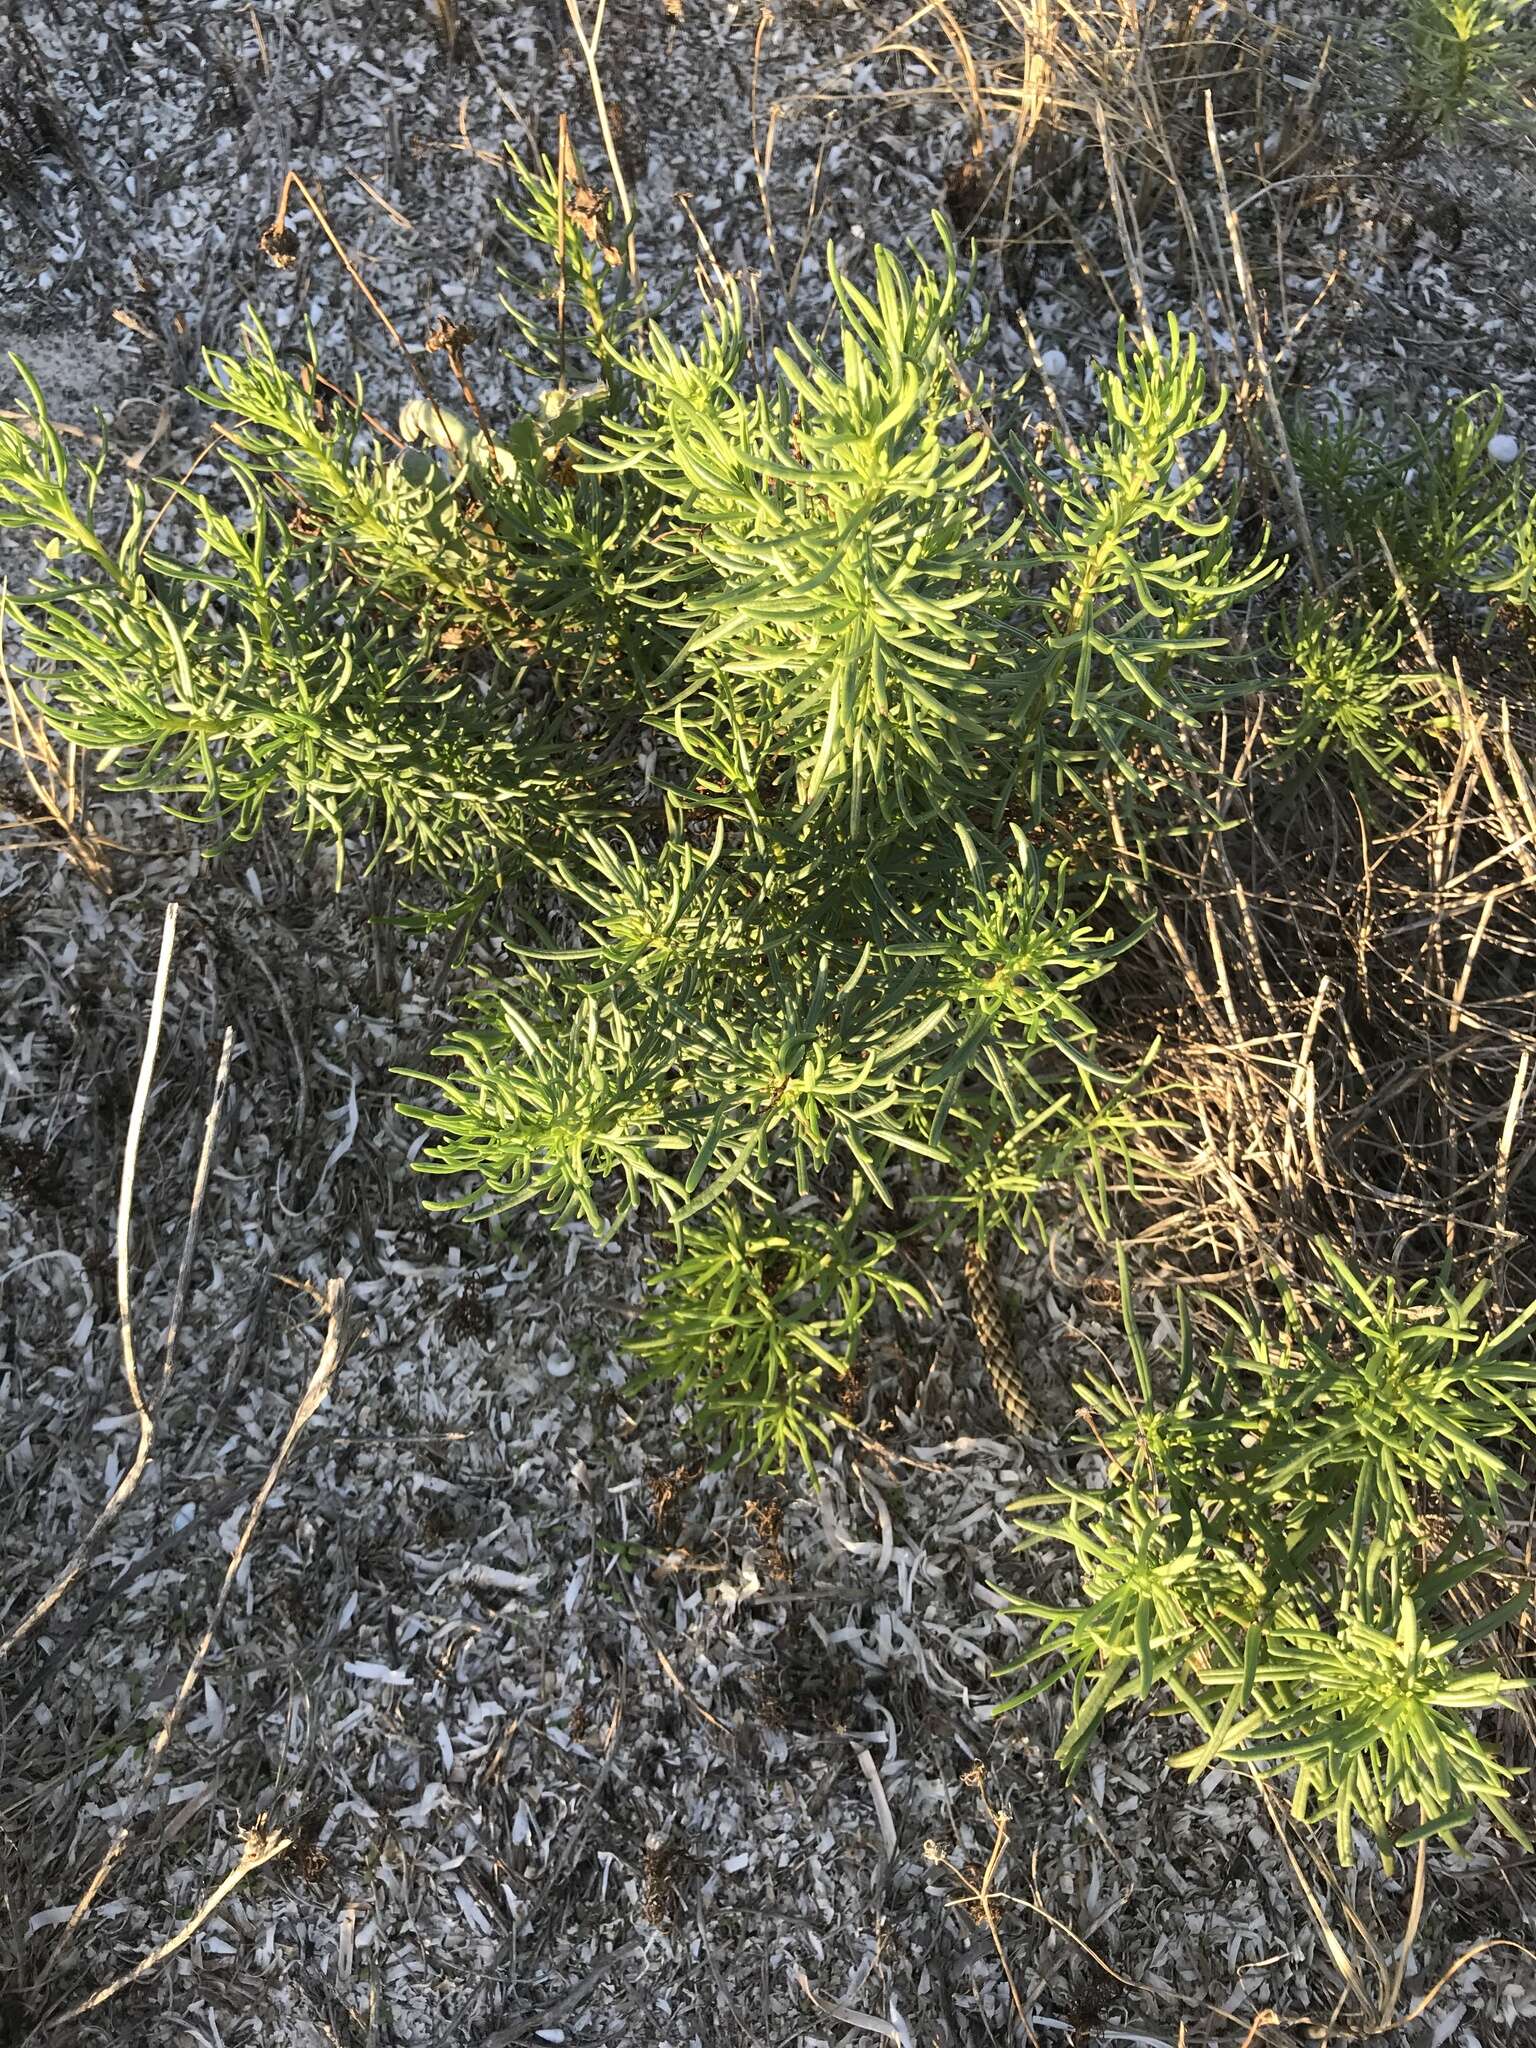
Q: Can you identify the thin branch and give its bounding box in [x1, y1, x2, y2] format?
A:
[48, 1824, 296, 2026]
[41, 1278, 347, 1978]
[0, 901, 182, 1665]
[563, 0, 636, 280]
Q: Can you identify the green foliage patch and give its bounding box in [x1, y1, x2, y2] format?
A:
[628, 1199, 923, 1477]
[1000, 1250, 1536, 1867]
[3, 143, 1534, 1871]
[0, 167, 1273, 1458]
[1395, 0, 1535, 139]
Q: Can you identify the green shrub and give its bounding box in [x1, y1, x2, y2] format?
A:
[1291, 395, 1526, 605]
[0, 158, 1276, 1469]
[588, 244, 1017, 835]
[922, 1065, 1155, 1254]
[1395, 0, 1534, 138]
[1020, 317, 1278, 815]
[403, 821, 1129, 1232]
[999, 1247, 1536, 1866]
[394, 282, 1269, 1254]
[628, 1199, 923, 1476]
[1269, 596, 1443, 785]
[0, 350, 618, 909]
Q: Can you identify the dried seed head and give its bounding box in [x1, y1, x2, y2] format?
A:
[425, 315, 477, 356]
[567, 181, 622, 265]
[259, 221, 299, 268]
[567, 182, 609, 240]
[943, 155, 991, 235]
[647, 1459, 701, 1544]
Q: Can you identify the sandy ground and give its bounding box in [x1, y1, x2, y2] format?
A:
[5, 3, 1536, 2043]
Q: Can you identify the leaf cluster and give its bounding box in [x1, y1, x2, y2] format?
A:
[1021, 318, 1279, 815]
[588, 239, 1016, 834]
[1000, 1247, 1536, 1865]
[0, 347, 623, 909]
[1394, 0, 1536, 139]
[405, 819, 1129, 1232]
[1268, 595, 1444, 789]
[627, 1199, 924, 1476]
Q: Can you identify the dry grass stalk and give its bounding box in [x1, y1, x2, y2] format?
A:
[0, 903, 186, 1664]
[47, 1822, 296, 2026]
[0, 901, 347, 2018]
[927, 1770, 1526, 2043]
[1201, 90, 1321, 581]
[562, 0, 636, 280]
[1101, 667, 1536, 1313]
[37, 1277, 347, 2004]
[1252, 1782, 1536, 2040]
[0, 603, 109, 886]
[265, 167, 424, 371]
[985, 1, 1279, 237]
[925, 1766, 1175, 2037]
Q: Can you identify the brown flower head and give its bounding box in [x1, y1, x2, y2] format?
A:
[425, 315, 477, 357]
[259, 221, 299, 269]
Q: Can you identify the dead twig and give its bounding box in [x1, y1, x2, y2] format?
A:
[0, 902, 184, 1664]
[39, 1277, 348, 1991]
[562, 0, 636, 280]
[46, 1822, 296, 2025]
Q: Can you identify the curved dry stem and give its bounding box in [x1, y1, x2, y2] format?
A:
[0, 900, 181, 1666]
[39, 1277, 347, 1988]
